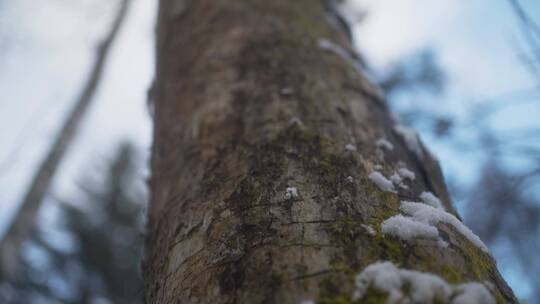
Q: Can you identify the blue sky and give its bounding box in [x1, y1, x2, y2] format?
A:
[355, 0, 539, 186]
[0, 0, 538, 299]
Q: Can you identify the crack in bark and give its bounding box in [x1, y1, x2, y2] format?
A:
[285, 269, 337, 282]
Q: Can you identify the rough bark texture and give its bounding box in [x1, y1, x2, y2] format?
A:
[145, 0, 516, 303]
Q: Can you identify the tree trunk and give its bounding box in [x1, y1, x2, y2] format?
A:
[145, 0, 517, 303]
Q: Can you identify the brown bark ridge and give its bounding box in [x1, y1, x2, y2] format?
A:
[145, 0, 517, 303]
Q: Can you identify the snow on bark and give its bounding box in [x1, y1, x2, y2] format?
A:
[345, 143, 357, 152]
[389, 173, 402, 185]
[453, 282, 497, 304]
[353, 261, 495, 304]
[389, 172, 408, 189]
[397, 167, 415, 180]
[317, 37, 364, 74]
[381, 214, 439, 241]
[393, 124, 424, 159]
[368, 171, 396, 193]
[289, 117, 304, 127]
[361, 224, 376, 236]
[400, 201, 489, 252]
[375, 138, 394, 151]
[419, 191, 445, 210]
[285, 187, 299, 200]
[379, 200, 489, 253]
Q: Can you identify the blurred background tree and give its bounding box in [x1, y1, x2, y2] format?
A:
[1, 142, 146, 304]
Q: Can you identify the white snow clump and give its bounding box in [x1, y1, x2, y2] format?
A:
[285, 187, 299, 200]
[353, 261, 495, 304]
[368, 171, 396, 193]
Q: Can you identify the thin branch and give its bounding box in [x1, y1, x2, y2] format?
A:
[0, 0, 132, 279]
[507, 0, 540, 80]
[0, 100, 55, 173]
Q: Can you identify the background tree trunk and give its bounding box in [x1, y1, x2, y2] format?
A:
[145, 0, 517, 303]
[0, 0, 131, 280]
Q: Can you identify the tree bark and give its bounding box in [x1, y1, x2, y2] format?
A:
[145, 0, 517, 303]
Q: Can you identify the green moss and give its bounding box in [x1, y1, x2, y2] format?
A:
[439, 224, 493, 281]
[238, 0, 332, 40]
[465, 245, 492, 279]
[353, 287, 387, 304]
[367, 234, 406, 264]
[456, 241, 509, 303]
[318, 295, 354, 304]
[328, 217, 361, 244]
[316, 288, 388, 304]
[492, 289, 507, 304]
[316, 285, 387, 304]
[281, 0, 333, 40]
[439, 264, 462, 283]
[269, 272, 283, 286]
[295, 11, 333, 40]
[320, 152, 337, 174]
[368, 182, 400, 206]
[282, 126, 344, 183]
[362, 182, 400, 226]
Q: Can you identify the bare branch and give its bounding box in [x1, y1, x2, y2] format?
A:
[0, 0, 132, 279]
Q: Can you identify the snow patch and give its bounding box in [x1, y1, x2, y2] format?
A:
[361, 224, 376, 236]
[389, 173, 408, 189]
[289, 117, 303, 127]
[285, 187, 299, 200]
[368, 171, 396, 193]
[453, 282, 496, 304]
[318, 38, 347, 58]
[397, 168, 415, 181]
[425, 144, 439, 162]
[345, 143, 357, 152]
[400, 201, 489, 252]
[419, 191, 444, 210]
[389, 173, 402, 185]
[390, 173, 403, 185]
[354, 261, 452, 303]
[379, 201, 488, 252]
[346, 176, 354, 183]
[438, 239, 449, 248]
[318, 38, 364, 73]
[202, 212, 214, 233]
[375, 138, 394, 151]
[353, 261, 495, 304]
[381, 214, 439, 240]
[393, 124, 424, 159]
[280, 87, 293, 95]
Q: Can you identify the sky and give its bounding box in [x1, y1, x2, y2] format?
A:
[0, 0, 155, 235]
[355, 0, 539, 188]
[0, 0, 538, 300]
